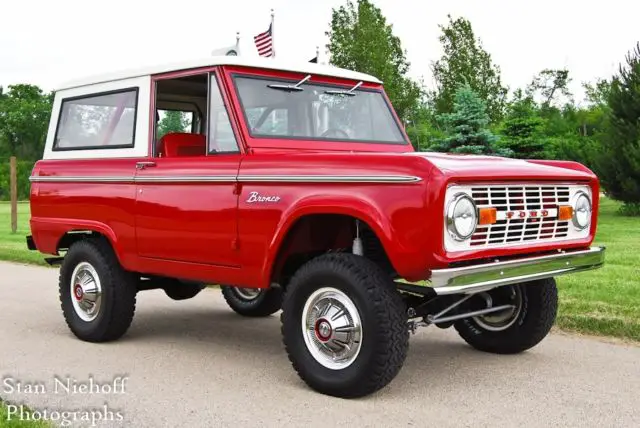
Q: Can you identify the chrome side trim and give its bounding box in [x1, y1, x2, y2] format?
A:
[238, 175, 422, 183]
[427, 247, 605, 295]
[29, 176, 134, 183]
[134, 175, 237, 183]
[30, 174, 422, 184]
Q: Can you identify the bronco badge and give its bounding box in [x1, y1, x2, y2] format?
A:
[246, 191, 281, 203]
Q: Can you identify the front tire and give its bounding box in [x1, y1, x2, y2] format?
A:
[221, 286, 282, 317]
[59, 238, 137, 342]
[281, 253, 409, 398]
[454, 278, 558, 354]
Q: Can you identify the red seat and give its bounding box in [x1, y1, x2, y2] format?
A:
[159, 133, 206, 157]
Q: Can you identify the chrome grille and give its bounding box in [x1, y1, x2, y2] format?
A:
[470, 185, 571, 247]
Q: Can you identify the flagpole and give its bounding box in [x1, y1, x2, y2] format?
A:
[271, 8, 275, 58]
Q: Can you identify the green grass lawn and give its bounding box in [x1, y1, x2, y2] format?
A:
[0, 203, 46, 266]
[0, 199, 638, 341]
[555, 197, 640, 342]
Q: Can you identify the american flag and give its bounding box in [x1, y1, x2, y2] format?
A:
[254, 24, 274, 57]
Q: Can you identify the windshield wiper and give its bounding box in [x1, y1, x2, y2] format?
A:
[267, 74, 311, 92]
[324, 81, 363, 96]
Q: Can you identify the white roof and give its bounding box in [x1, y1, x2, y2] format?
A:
[56, 56, 382, 90]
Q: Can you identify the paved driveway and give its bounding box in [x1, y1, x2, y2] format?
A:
[0, 261, 638, 427]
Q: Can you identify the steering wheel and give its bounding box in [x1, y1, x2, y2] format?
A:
[321, 128, 349, 139]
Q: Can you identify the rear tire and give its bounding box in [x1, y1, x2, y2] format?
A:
[221, 286, 282, 317]
[281, 253, 409, 398]
[454, 278, 558, 354]
[59, 238, 137, 342]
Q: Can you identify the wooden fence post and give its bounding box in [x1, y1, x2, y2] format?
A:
[10, 156, 17, 233]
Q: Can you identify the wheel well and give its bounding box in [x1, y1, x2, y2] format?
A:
[57, 231, 109, 253]
[271, 214, 395, 288]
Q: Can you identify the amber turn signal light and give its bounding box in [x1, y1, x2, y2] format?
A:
[558, 205, 573, 221]
[478, 207, 497, 225]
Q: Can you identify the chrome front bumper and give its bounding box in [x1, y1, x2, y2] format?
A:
[429, 247, 606, 295]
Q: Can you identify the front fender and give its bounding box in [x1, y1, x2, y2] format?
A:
[262, 188, 430, 286]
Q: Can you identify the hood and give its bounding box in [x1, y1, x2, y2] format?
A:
[404, 152, 596, 182]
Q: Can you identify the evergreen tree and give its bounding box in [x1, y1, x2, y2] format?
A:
[429, 84, 512, 156]
[498, 90, 546, 158]
[596, 42, 640, 210]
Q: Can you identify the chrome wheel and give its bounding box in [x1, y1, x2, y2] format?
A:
[302, 287, 362, 370]
[70, 262, 102, 322]
[233, 287, 262, 300]
[473, 286, 523, 332]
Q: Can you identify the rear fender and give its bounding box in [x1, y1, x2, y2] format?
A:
[30, 218, 129, 267]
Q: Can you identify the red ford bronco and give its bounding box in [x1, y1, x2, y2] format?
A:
[27, 56, 605, 398]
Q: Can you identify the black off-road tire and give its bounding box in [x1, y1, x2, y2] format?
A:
[221, 286, 282, 317]
[59, 238, 137, 342]
[281, 253, 409, 398]
[454, 278, 558, 354]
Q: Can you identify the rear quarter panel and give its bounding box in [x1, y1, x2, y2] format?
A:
[29, 159, 139, 269]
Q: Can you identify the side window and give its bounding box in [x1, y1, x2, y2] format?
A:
[54, 88, 138, 150]
[209, 74, 239, 153]
[156, 109, 195, 140]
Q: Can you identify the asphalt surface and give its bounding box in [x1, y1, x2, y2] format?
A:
[0, 261, 638, 428]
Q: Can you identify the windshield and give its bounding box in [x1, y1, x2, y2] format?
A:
[233, 76, 407, 144]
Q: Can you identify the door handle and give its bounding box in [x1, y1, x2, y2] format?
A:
[136, 161, 156, 170]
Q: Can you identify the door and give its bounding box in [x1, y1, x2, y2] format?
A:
[134, 71, 243, 267]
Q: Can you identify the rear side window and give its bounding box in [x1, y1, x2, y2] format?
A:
[53, 88, 138, 150]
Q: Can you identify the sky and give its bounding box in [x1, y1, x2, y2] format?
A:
[1, 0, 638, 105]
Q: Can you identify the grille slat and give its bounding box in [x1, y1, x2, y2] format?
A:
[470, 185, 571, 248]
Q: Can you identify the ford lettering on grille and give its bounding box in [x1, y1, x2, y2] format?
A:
[470, 185, 570, 247]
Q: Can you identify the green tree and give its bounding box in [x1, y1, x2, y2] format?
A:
[584, 78, 612, 107]
[157, 111, 191, 139]
[429, 84, 512, 156]
[430, 15, 508, 121]
[527, 69, 573, 108]
[326, 0, 423, 122]
[595, 42, 640, 210]
[498, 90, 546, 158]
[404, 103, 445, 150]
[0, 84, 53, 161]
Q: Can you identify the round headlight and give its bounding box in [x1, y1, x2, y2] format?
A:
[447, 194, 478, 241]
[572, 191, 592, 230]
